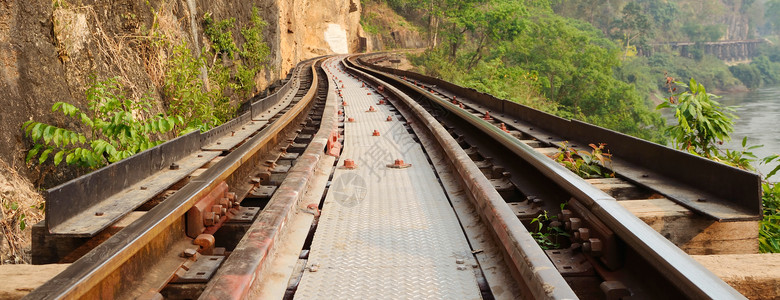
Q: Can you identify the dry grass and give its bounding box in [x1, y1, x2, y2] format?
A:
[0, 159, 44, 264]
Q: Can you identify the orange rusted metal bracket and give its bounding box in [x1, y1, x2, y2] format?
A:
[186, 182, 237, 238]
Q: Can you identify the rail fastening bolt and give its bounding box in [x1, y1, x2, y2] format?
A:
[204, 212, 217, 226]
[578, 228, 590, 241]
[570, 218, 582, 230]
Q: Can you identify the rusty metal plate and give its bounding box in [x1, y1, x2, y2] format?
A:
[172, 256, 225, 283]
[249, 185, 277, 199]
[545, 248, 594, 275]
[227, 207, 261, 223]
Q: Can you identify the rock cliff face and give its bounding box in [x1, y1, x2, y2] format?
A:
[365, 28, 426, 51]
[0, 0, 362, 186]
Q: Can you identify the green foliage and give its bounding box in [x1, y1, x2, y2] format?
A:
[530, 208, 569, 249]
[612, 2, 652, 57]
[164, 43, 224, 132]
[730, 45, 780, 89]
[766, 0, 780, 33]
[729, 64, 763, 89]
[760, 181, 780, 252]
[505, 13, 665, 142]
[203, 7, 270, 99]
[552, 142, 615, 178]
[410, 50, 555, 112]
[411, 4, 666, 143]
[203, 13, 239, 59]
[360, 12, 383, 35]
[241, 8, 270, 67]
[681, 22, 724, 43]
[23, 77, 177, 168]
[656, 78, 735, 158]
[616, 53, 742, 100]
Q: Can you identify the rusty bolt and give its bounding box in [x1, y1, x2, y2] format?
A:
[343, 159, 357, 169]
[387, 116, 393, 122]
[348, 117, 355, 122]
[600, 281, 630, 300]
[387, 159, 412, 169]
[558, 209, 572, 221]
[583, 238, 603, 257]
[342, 101, 347, 106]
[212, 204, 223, 216]
[459, 103, 464, 109]
[483, 111, 492, 121]
[499, 123, 510, 133]
[577, 228, 590, 241]
[570, 218, 582, 231]
[183, 248, 198, 258]
[219, 198, 232, 209]
[338, 110, 343, 115]
[373, 129, 380, 136]
[203, 212, 217, 226]
[378, 99, 386, 105]
[367, 106, 377, 112]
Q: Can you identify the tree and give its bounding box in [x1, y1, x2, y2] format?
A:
[767, 0, 780, 33]
[613, 2, 651, 58]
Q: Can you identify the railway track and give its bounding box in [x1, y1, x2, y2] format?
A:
[22, 54, 762, 299]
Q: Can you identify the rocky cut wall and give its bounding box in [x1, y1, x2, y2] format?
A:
[0, 0, 363, 187]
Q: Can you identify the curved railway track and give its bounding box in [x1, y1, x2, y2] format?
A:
[22, 54, 760, 299]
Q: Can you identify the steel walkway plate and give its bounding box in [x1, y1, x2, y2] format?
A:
[294, 63, 482, 299]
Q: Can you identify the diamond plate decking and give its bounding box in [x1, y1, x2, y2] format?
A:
[294, 61, 483, 299]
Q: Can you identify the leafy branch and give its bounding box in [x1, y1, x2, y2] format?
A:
[23, 77, 178, 169]
[551, 141, 614, 178]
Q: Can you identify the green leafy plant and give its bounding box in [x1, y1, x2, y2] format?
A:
[530, 205, 570, 249]
[760, 180, 780, 252]
[23, 77, 178, 169]
[240, 7, 270, 71]
[164, 43, 226, 132]
[552, 141, 614, 178]
[656, 78, 736, 158]
[203, 13, 239, 59]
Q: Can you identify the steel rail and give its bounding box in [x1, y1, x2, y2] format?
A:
[347, 55, 746, 299]
[24, 58, 325, 299]
[198, 57, 336, 300]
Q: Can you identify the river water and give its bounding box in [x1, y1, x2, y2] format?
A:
[717, 85, 780, 179]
